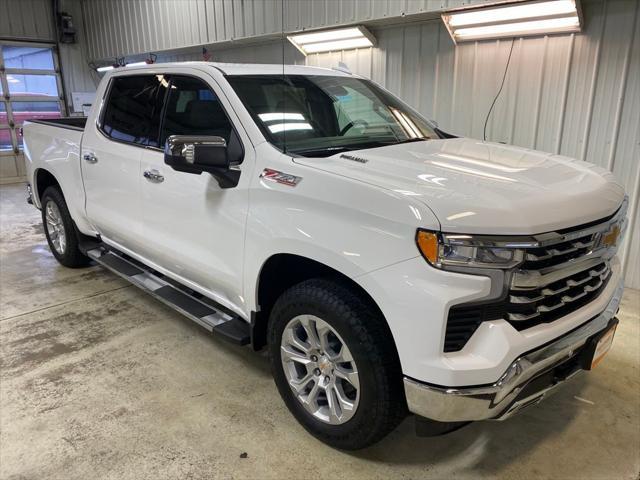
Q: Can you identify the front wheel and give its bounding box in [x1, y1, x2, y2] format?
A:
[41, 187, 90, 268]
[268, 279, 406, 450]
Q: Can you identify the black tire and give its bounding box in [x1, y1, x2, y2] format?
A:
[268, 278, 406, 450]
[41, 186, 90, 268]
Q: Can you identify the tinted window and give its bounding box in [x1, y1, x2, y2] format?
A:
[101, 75, 164, 146]
[160, 76, 233, 146]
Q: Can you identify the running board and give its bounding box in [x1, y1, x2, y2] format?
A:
[87, 247, 250, 345]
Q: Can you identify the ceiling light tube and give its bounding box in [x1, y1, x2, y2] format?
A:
[442, 0, 582, 43]
[288, 26, 375, 55]
[125, 61, 149, 67]
[448, 0, 577, 27]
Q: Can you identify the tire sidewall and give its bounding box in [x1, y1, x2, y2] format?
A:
[41, 188, 76, 265]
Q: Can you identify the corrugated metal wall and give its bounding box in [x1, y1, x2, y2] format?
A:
[305, 0, 640, 288]
[80, 0, 492, 61]
[0, 0, 56, 41]
[57, 0, 100, 103]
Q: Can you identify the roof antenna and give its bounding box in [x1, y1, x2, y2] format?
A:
[333, 62, 351, 74]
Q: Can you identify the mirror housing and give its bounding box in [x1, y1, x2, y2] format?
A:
[164, 135, 241, 188]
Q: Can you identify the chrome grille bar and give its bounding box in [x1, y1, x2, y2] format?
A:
[507, 263, 611, 322]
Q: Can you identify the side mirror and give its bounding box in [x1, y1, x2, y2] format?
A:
[164, 135, 241, 188]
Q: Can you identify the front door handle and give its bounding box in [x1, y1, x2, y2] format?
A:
[83, 152, 98, 163]
[143, 169, 164, 183]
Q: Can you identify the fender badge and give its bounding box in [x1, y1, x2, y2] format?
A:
[260, 168, 302, 187]
[340, 154, 368, 164]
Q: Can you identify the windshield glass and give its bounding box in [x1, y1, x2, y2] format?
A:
[227, 74, 437, 157]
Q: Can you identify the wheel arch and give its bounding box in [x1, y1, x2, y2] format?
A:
[250, 253, 396, 355]
[34, 168, 62, 207]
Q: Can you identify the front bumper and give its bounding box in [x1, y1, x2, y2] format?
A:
[404, 277, 624, 422]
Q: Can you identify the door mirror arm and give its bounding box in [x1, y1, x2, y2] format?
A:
[164, 135, 241, 188]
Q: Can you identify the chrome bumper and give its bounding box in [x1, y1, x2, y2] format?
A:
[404, 278, 624, 422]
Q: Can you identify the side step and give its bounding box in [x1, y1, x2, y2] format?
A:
[87, 247, 250, 345]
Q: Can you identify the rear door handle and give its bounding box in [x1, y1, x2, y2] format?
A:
[143, 169, 164, 183]
[83, 152, 98, 163]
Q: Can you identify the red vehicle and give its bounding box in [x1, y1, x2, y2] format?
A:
[1, 99, 61, 150]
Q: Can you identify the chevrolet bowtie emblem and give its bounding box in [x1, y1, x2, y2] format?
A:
[601, 224, 621, 248]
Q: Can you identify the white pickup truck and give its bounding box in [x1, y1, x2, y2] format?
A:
[23, 62, 627, 450]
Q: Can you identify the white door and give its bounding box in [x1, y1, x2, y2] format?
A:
[82, 74, 164, 253]
[139, 72, 253, 315]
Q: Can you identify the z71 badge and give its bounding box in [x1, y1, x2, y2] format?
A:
[260, 168, 302, 187]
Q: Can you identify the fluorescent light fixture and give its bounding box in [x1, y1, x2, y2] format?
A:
[288, 26, 375, 55]
[258, 112, 305, 122]
[268, 122, 313, 134]
[125, 61, 148, 67]
[96, 65, 114, 72]
[442, 0, 582, 43]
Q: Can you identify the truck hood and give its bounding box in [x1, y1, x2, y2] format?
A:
[294, 138, 625, 235]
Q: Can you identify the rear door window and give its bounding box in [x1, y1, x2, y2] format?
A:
[101, 75, 165, 146]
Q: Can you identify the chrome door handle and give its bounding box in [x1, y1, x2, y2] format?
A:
[143, 169, 164, 183]
[83, 152, 98, 163]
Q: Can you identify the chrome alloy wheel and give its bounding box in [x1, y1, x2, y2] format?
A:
[280, 315, 360, 425]
[45, 201, 66, 255]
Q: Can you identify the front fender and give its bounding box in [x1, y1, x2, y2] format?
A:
[243, 154, 440, 311]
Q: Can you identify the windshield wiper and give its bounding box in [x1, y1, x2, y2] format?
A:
[289, 146, 355, 157]
[394, 137, 429, 144]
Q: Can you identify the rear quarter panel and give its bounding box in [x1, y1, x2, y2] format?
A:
[23, 121, 94, 234]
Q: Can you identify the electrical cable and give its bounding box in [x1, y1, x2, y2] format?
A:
[483, 38, 515, 141]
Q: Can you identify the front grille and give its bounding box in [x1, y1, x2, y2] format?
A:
[442, 204, 627, 353]
[444, 262, 612, 352]
[520, 234, 595, 270]
[507, 262, 611, 330]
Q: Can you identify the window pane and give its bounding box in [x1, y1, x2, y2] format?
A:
[160, 76, 233, 146]
[0, 102, 7, 125]
[101, 75, 165, 145]
[3, 46, 55, 70]
[7, 74, 59, 96]
[0, 128, 12, 151]
[11, 101, 61, 124]
[228, 75, 436, 156]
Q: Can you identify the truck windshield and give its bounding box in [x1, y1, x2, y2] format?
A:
[227, 74, 437, 157]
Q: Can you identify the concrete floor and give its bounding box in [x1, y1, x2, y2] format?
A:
[0, 182, 638, 480]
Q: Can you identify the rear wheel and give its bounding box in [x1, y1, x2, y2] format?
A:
[268, 278, 406, 450]
[41, 187, 90, 268]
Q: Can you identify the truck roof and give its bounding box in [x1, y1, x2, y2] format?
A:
[121, 61, 354, 77]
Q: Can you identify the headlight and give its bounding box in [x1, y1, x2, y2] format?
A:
[416, 230, 524, 269]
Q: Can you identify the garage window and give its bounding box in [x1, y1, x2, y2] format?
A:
[0, 42, 66, 154]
